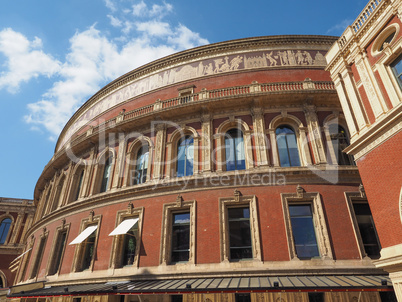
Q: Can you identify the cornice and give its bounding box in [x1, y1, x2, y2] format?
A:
[28, 166, 360, 237]
[56, 35, 337, 152]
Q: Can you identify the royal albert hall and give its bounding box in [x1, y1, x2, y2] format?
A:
[7, 36, 397, 302]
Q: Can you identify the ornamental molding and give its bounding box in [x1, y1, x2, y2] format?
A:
[57, 39, 334, 152]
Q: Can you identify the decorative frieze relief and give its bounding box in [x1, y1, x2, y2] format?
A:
[59, 49, 329, 150]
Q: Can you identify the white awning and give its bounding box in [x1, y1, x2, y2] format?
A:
[69, 225, 97, 245]
[13, 248, 32, 261]
[109, 218, 139, 236]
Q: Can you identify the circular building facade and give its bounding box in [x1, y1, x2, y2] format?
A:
[9, 36, 395, 302]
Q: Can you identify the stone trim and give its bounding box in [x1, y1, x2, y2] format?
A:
[219, 191, 261, 262]
[29, 227, 49, 280]
[70, 211, 102, 273]
[160, 196, 196, 265]
[46, 219, 70, 276]
[281, 187, 333, 260]
[344, 191, 373, 260]
[0, 214, 14, 246]
[109, 202, 144, 269]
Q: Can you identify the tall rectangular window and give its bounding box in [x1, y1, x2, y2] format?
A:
[30, 236, 47, 278]
[353, 203, 381, 258]
[289, 204, 319, 259]
[228, 207, 252, 260]
[81, 230, 96, 270]
[171, 212, 190, 262]
[48, 230, 67, 275]
[391, 53, 402, 90]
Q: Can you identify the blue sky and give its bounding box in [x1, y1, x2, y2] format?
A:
[0, 0, 368, 199]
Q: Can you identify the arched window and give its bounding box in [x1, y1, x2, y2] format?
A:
[225, 129, 245, 171]
[0, 275, 4, 288]
[100, 156, 112, 193]
[177, 136, 194, 177]
[134, 146, 149, 185]
[328, 124, 354, 166]
[74, 170, 85, 201]
[0, 218, 12, 244]
[276, 125, 301, 167]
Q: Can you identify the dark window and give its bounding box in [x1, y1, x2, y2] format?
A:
[353, 203, 381, 258]
[100, 156, 112, 193]
[0, 218, 12, 244]
[0, 276, 4, 288]
[171, 212, 190, 262]
[228, 207, 252, 260]
[329, 124, 354, 165]
[276, 125, 301, 167]
[177, 136, 194, 177]
[134, 146, 149, 184]
[391, 53, 402, 90]
[380, 291, 397, 302]
[225, 129, 245, 171]
[122, 222, 138, 266]
[235, 294, 251, 302]
[289, 205, 320, 259]
[81, 230, 96, 270]
[308, 292, 324, 302]
[48, 230, 67, 275]
[380, 32, 396, 51]
[74, 170, 84, 201]
[171, 295, 183, 302]
[31, 236, 47, 278]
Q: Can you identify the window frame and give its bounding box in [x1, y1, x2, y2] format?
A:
[109, 204, 144, 269]
[275, 125, 301, 167]
[225, 128, 246, 171]
[219, 193, 261, 262]
[176, 135, 194, 177]
[281, 190, 333, 260]
[215, 119, 254, 172]
[71, 212, 102, 273]
[0, 216, 13, 245]
[166, 127, 200, 178]
[47, 221, 70, 276]
[124, 137, 153, 187]
[160, 197, 196, 265]
[345, 191, 381, 259]
[29, 229, 49, 280]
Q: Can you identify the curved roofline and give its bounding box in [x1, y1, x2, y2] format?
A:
[55, 35, 338, 152]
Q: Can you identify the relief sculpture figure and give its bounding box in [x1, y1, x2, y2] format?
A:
[278, 51, 289, 65]
[230, 55, 243, 70]
[296, 50, 304, 65]
[304, 51, 313, 65]
[266, 51, 277, 66]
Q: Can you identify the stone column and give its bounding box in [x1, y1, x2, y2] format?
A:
[19, 213, 34, 244]
[252, 107, 269, 166]
[201, 114, 213, 172]
[9, 212, 24, 244]
[303, 103, 327, 164]
[299, 127, 313, 165]
[112, 133, 127, 189]
[153, 123, 166, 179]
[355, 51, 387, 118]
[269, 129, 280, 167]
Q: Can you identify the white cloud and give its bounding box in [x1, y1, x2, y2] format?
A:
[19, 1, 209, 139]
[0, 28, 61, 93]
[326, 19, 353, 35]
[136, 21, 172, 36]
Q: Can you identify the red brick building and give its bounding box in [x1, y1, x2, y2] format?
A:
[7, 35, 397, 302]
[326, 0, 402, 299]
[0, 197, 35, 302]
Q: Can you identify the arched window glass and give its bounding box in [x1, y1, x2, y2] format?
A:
[225, 129, 245, 171]
[177, 136, 194, 177]
[329, 124, 354, 166]
[276, 125, 301, 167]
[100, 156, 112, 193]
[0, 276, 3, 288]
[391, 53, 402, 91]
[134, 146, 149, 185]
[74, 170, 84, 201]
[0, 218, 12, 244]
